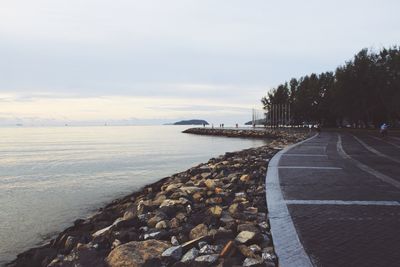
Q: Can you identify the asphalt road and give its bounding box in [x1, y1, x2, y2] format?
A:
[267, 130, 400, 267]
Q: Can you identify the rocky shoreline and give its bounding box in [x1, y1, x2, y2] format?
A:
[8, 131, 307, 267]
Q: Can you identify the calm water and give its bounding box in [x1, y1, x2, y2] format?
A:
[0, 125, 266, 264]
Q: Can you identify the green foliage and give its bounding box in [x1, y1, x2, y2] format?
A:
[262, 46, 400, 127]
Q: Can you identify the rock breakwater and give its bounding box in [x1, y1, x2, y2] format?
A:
[182, 128, 302, 141]
[9, 132, 307, 267]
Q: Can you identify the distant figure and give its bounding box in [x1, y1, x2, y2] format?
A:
[380, 123, 388, 138]
[212, 124, 214, 129]
[203, 123, 205, 127]
[222, 123, 224, 128]
[236, 123, 238, 128]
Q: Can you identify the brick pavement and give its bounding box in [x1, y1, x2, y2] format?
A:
[267, 131, 400, 267]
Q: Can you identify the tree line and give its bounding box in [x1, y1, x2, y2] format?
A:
[261, 46, 400, 128]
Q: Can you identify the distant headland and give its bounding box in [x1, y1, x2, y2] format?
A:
[166, 119, 209, 125]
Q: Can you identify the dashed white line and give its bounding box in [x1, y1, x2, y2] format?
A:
[285, 199, 400, 206]
[278, 166, 341, 170]
[282, 154, 327, 157]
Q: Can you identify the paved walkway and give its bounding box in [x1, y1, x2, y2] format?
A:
[266, 131, 400, 267]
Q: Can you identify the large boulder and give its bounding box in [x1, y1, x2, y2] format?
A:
[106, 240, 170, 267]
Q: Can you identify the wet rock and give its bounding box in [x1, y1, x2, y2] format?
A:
[106, 240, 170, 267]
[235, 231, 256, 244]
[189, 224, 208, 240]
[181, 247, 199, 263]
[162, 245, 182, 261]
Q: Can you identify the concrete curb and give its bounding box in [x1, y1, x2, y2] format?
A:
[266, 134, 318, 267]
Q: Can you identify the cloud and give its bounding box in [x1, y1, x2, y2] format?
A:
[0, 0, 399, 124]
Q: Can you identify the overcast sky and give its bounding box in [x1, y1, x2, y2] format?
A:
[1, 0, 399, 125]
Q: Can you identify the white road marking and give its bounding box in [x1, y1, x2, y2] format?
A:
[337, 134, 400, 190]
[266, 135, 317, 267]
[369, 135, 400, 149]
[282, 154, 327, 157]
[285, 199, 400, 206]
[352, 134, 400, 164]
[278, 166, 341, 170]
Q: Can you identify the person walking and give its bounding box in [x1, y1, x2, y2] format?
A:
[380, 123, 388, 138]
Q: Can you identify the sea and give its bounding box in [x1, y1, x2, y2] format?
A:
[0, 125, 266, 264]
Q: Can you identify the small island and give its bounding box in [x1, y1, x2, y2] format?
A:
[172, 119, 209, 125]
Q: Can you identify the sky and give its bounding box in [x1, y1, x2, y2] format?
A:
[1, 0, 399, 126]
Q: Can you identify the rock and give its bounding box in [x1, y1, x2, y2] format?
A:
[64, 236, 78, 252]
[220, 212, 234, 225]
[204, 179, 216, 189]
[169, 218, 180, 228]
[179, 186, 202, 194]
[147, 215, 165, 228]
[192, 192, 203, 202]
[249, 244, 262, 253]
[200, 172, 211, 179]
[208, 206, 222, 217]
[189, 223, 208, 240]
[198, 241, 207, 249]
[112, 239, 122, 249]
[155, 220, 168, 229]
[162, 245, 182, 261]
[237, 245, 258, 258]
[235, 231, 256, 244]
[106, 240, 170, 267]
[228, 203, 239, 215]
[258, 221, 269, 232]
[199, 244, 223, 255]
[262, 250, 277, 263]
[143, 230, 167, 240]
[205, 197, 223, 205]
[92, 225, 112, 238]
[243, 257, 265, 267]
[194, 254, 219, 265]
[166, 183, 183, 192]
[237, 223, 260, 234]
[171, 236, 179, 246]
[181, 247, 199, 263]
[49, 244, 104, 267]
[240, 174, 251, 183]
[160, 199, 185, 208]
